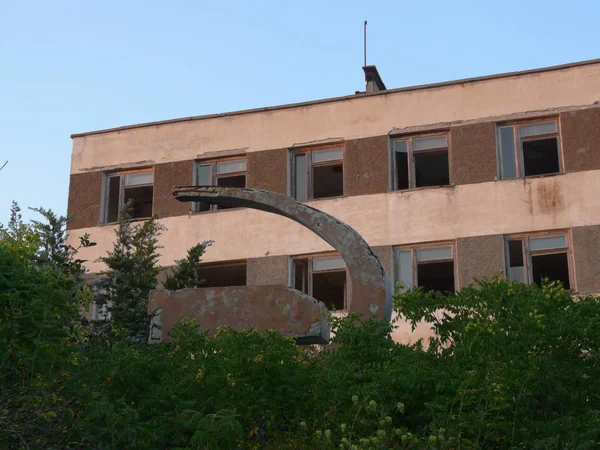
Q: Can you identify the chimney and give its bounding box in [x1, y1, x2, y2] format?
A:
[363, 65, 386, 93]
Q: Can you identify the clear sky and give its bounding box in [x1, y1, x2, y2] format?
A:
[0, 0, 598, 225]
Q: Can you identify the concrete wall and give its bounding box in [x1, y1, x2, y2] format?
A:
[67, 169, 600, 274]
[70, 62, 600, 174]
[572, 225, 600, 293]
[247, 255, 289, 286]
[457, 235, 505, 289]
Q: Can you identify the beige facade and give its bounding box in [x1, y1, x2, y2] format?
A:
[67, 59, 600, 342]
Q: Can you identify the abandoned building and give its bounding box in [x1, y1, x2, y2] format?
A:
[67, 59, 600, 343]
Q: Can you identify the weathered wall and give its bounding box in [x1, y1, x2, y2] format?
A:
[560, 106, 600, 173]
[572, 225, 600, 293]
[247, 255, 289, 286]
[371, 245, 392, 276]
[154, 160, 194, 218]
[457, 235, 505, 289]
[246, 148, 288, 194]
[70, 62, 600, 174]
[67, 172, 103, 230]
[345, 136, 389, 196]
[450, 122, 497, 185]
[68, 169, 600, 274]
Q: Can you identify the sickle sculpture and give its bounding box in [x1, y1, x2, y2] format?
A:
[172, 186, 392, 320]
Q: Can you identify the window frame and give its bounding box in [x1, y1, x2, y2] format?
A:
[392, 241, 457, 292]
[290, 252, 348, 310]
[290, 144, 345, 201]
[101, 168, 154, 224]
[390, 132, 451, 191]
[504, 230, 574, 289]
[193, 156, 247, 213]
[496, 117, 562, 179]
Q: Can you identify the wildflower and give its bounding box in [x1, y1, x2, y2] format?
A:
[385, 416, 392, 425]
[325, 429, 331, 439]
[352, 395, 359, 405]
[300, 421, 306, 429]
[377, 430, 386, 440]
[315, 430, 322, 439]
[341, 423, 347, 433]
[429, 435, 437, 444]
[397, 402, 405, 414]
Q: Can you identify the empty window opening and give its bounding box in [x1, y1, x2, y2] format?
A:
[498, 120, 560, 179]
[392, 135, 450, 190]
[194, 158, 246, 212]
[393, 245, 455, 293]
[292, 147, 344, 201]
[505, 233, 571, 289]
[103, 171, 154, 223]
[292, 255, 347, 310]
[196, 261, 247, 288]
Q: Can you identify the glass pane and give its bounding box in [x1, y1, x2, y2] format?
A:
[123, 172, 153, 186]
[312, 256, 345, 272]
[532, 253, 570, 289]
[294, 154, 307, 201]
[418, 261, 455, 293]
[311, 148, 343, 163]
[529, 235, 567, 251]
[507, 239, 525, 283]
[413, 136, 447, 152]
[105, 176, 120, 223]
[294, 259, 309, 293]
[520, 121, 557, 137]
[216, 159, 246, 174]
[196, 164, 212, 185]
[498, 126, 517, 179]
[417, 246, 452, 262]
[393, 249, 413, 291]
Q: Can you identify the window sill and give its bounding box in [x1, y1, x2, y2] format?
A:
[189, 206, 246, 216]
[99, 216, 153, 227]
[390, 184, 454, 193]
[299, 195, 347, 203]
[498, 171, 562, 181]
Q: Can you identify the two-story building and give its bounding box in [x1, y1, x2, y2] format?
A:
[67, 59, 600, 343]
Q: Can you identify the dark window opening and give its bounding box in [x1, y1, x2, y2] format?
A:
[216, 175, 246, 210]
[415, 150, 450, 187]
[523, 138, 560, 176]
[532, 253, 570, 289]
[197, 262, 247, 288]
[417, 261, 455, 293]
[395, 151, 409, 190]
[106, 176, 121, 223]
[124, 185, 153, 219]
[313, 164, 344, 199]
[312, 270, 346, 310]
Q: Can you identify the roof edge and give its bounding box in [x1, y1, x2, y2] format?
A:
[71, 58, 600, 139]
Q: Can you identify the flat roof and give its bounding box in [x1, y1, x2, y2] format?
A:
[71, 58, 600, 138]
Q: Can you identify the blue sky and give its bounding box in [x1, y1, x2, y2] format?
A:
[0, 0, 598, 226]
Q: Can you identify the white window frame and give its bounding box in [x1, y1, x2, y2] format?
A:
[193, 157, 247, 212]
[496, 118, 562, 179]
[393, 242, 457, 292]
[390, 133, 451, 191]
[101, 169, 154, 224]
[290, 146, 345, 201]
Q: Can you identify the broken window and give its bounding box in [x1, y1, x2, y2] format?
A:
[505, 233, 571, 289]
[497, 119, 561, 179]
[103, 170, 154, 223]
[292, 147, 344, 201]
[194, 158, 246, 212]
[393, 244, 455, 293]
[392, 134, 450, 190]
[291, 255, 347, 310]
[196, 260, 247, 288]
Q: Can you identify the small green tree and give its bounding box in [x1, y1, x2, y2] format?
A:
[95, 203, 165, 342]
[163, 240, 213, 290]
[0, 201, 40, 259]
